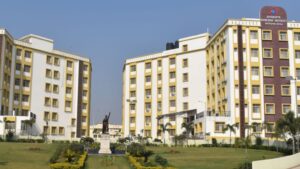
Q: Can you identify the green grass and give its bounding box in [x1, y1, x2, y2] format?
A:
[148, 146, 283, 169]
[0, 142, 58, 169]
[85, 155, 132, 169]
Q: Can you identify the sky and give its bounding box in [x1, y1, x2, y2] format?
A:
[0, 0, 299, 124]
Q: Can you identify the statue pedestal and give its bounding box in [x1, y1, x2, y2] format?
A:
[98, 134, 111, 154]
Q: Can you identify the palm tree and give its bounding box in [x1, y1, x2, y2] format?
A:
[160, 122, 171, 144]
[275, 111, 300, 154]
[181, 122, 194, 138]
[222, 123, 238, 145]
[24, 119, 35, 139]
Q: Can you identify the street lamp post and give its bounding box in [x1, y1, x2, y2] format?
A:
[286, 76, 298, 117]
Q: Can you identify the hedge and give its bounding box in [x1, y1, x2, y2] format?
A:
[127, 155, 175, 169]
[49, 152, 87, 169]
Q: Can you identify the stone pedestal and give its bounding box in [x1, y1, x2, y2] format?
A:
[98, 134, 111, 154]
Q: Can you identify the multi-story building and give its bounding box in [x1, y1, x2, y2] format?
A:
[0, 29, 91, 140]
[122, 33, 209, 142]
[195, 6, 300, 141]
[123, 6, 300, 143]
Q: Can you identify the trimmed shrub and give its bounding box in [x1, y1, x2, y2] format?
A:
[127, 143, 146, 157]
[155, 155, 168, 166]
[69, 143, 84, 155]
[49, 145, 66, 163]
[49, 152, 87, 169]
[212, 138, 217, 146]
[6, 131, 14, 142]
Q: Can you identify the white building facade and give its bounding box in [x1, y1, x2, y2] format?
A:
[0, 29, 91, 140]
[122, 33, 209, 142]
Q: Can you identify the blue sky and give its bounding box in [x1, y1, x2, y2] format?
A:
[1, 0, 299, 124]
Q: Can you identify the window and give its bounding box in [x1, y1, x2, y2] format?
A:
[24, 65, 30, 73]
[45, 97, 51, 106]
[157, 60, 162, 67]
[169, 58, 176, 65]
[157, 102, 162, 111]
[71, 119, 76, 126]
[262, 30, 272, 40]
[251, 48, 259, 58]
[263, 48, 273, 58]
[67, 61, 73, 68]
[157, 74, 162, 81]
[54, 57, 60, 66]
[281, 85, 290, 96]
[83, 78, 88, 85]
[24, 51, 31, 58]
[252, 104, 260, 113]
[183, 58, 188, 68]
[279, 31, 288, 41]
[145, 89, 151, 98]
[279, 49, 289, 59]
[183, 44, 188, 52]
[170, 86, 176, 96]
[280, 67, 289, 77]
[251, 67, 259, 76]
[145, 62, 151, 69]
[71, 132, 76, 138]
[169, 72, 176, 79]
[252, 123, 262, 133]
[14, 93, 19, 101]
[266, 123, 275, 133]
[169, 115, 176, 121]
[82, 116, 87, 122]
[51, 127, 57, 135]
[52, 98, 59, 107]
[295, 50, 300, 59]
[145, 103, 151, 112]
[183, 88, 189, 97]
[66, 87, 72, 94]
[53, 85, 59, 94]
[47, 55, 52, 64]
[294, 32, 300, 41]
[43, 126, 49, 134]
[16, 49, 22, 57]
[45, 83, 51, 92]
[183, 102, 189, 110]
[145, 76, 151, 83]
[130, 117, 135, 123]
[22, 95, 29, 102]
[52, 112, 58, 121]
[296, 68, 300, 79]
[265, 103, 275, 114]
[15, 78, 20, 86]
[83, 90, 87, 97]
[130, 91, 136, 97]
[59, 127, 64, 135]
[145, 117, 151, 126]
[44, 111, 50, 121]
[264, 66, 273, 77]
[282, 104, 291, 114]
[130, 104, 135, 111]
[157, 88, 162, 95]
[46, 69, 52, 78]
[66, 74, 72, 81]
[15, 63, 21, 71]
[170, 100, 176, 107]
[183, 73, 188, 82]
[65, 101, 72, 110]
[53, 71, 60, 79]
[252, 85, 260, 94]
[250, 30, 258, 39]
[264, 85, 274, 95]
[215, 122, 225, 133]
[130, 65, 136, 72]
[23, 80, 30, 87]
[130, 78, 136, 85]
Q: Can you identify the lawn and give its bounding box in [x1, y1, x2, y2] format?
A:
[0, 142, 283, 169]
[85, 155, 132, 169]
[148, 146, 283, 169]
[0, 142, 58, 169]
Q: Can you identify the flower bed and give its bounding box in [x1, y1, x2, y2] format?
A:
[49, 152, 87, 169]
[127, 155, 175, 169]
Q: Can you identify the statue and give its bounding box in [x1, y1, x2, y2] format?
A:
[102, 112, 111, 134]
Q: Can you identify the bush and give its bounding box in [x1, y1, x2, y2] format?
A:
[50, 145, 66, 163]
[69, 143, 84, 155]
[155, 155, 168, 166]
[255, 137, 263, 146]
[49, 152, 87, 169]
[127, 143, 145, 157]
[154, 138, 162, 143]
[6, 131, 14, 142]
[212, 138, 217, 146]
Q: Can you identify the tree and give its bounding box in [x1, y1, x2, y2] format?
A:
[141, 150, 154, 162]
[24, 119, 35, 139]
[223, 123, 238, 145]
[160, 122, 171, 144]
[181, 122, 194, 138]
[275, 111, 300, 154]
